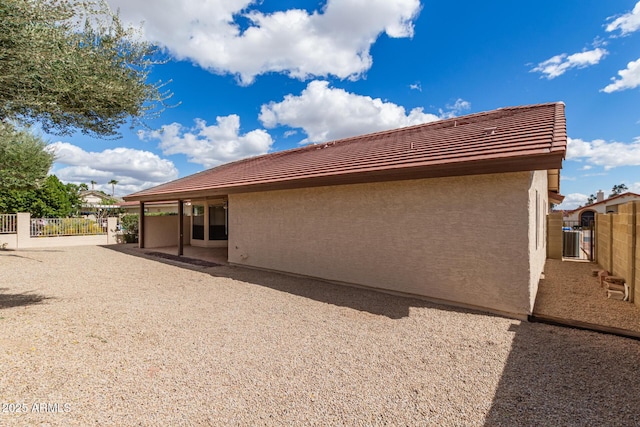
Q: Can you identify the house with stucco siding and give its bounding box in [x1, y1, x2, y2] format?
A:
[564, 191, 640, 226]
[124, 103, 567, 318]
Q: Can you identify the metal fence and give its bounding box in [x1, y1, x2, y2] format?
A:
[30, 218, 107, 237]
[562, 220, 595, 261]
[0, 214, 17, 234]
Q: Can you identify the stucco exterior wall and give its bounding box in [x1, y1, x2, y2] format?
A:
[527, 170, 549, 310]
[229, 172, 537, 317]
[144, 215, 180, 248]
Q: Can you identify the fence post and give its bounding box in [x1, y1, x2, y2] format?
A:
[16, 212, 31, 249]
[107, 217, 118, 244]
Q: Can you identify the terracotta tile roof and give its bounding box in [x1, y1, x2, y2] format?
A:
[125, 102, 567, 202]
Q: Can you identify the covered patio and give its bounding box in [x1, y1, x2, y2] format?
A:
[136, 197, 229, 258]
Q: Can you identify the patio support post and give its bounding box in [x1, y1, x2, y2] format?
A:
[178, 200, 184, 256]
[139, 202, 145, 249]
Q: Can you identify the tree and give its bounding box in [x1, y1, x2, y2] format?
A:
[586, 194, 597, 205]
[609, 183, 628, 198]
[90, 180, 97, 190]
[0, 0, 171, 139]
[108, 179, 118, 196]
[0, 122, 54, 191]
[0, 175, 81, 217]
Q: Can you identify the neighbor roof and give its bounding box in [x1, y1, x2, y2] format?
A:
[125, 102, 567, 202]
[566, 192, 640, 214]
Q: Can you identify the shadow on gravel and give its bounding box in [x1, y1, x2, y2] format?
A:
[207, 265, 453, 319]
[103, 244, 489, 320]
[0, 253, 44, 262]
[484, 322, 640, 426]
[0, 290, 51, 309]
[102, 245, 224, 272]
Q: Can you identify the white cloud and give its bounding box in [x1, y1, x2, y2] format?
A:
[555, 193, 588, 210]
[440, 98, 471, 119]
[601, 58, 640, 93]
[606, 1, 640, 35]
[409, 82, 422, 91]
[140, 115, 273, 168]
[567, 136, 640, 169]
[108, 0, 421, 84]
[259, 80, 467, 143]
[47, 142, 178, 196]
[631, 182, 640, 193]
[531, 48, 608, 79]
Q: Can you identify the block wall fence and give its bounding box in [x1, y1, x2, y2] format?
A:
[595, 201, 639, 306]
[0, 213, 118, 249]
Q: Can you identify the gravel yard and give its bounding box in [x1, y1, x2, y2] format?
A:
[1, 246, 639, 426]
[534, 259, 640, 334]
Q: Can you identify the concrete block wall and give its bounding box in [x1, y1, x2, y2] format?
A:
[547, 212, 563, 259]
[596, 213, 613, 273]
[596, 201, 638, 305]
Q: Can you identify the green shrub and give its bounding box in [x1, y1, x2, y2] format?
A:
[120, 214, 139, 242]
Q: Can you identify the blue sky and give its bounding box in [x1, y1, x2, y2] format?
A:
[47, 0, 640, 209]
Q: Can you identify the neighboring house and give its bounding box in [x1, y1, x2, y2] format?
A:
[124, 103, 567, 318]
[564, 191, 640, 226]
[79, 190, 121, 217]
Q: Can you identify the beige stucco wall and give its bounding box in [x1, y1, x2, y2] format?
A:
[229, 171, 541, 317]
[527, 170, 549, 310]
[144, 216, 179, 248]
[0, 233, 18, 249]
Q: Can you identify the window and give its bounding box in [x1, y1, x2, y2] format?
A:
[192, 205, 205, 240]
[208, 205, 228, 240]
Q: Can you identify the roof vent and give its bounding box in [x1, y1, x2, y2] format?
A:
[484, 127, 497, 135]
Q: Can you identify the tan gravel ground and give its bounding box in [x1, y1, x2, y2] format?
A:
[1, 246, 639, 426]
[534, 259, 640, 333]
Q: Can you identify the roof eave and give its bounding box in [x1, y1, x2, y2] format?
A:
[124, 152, 564, 203]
